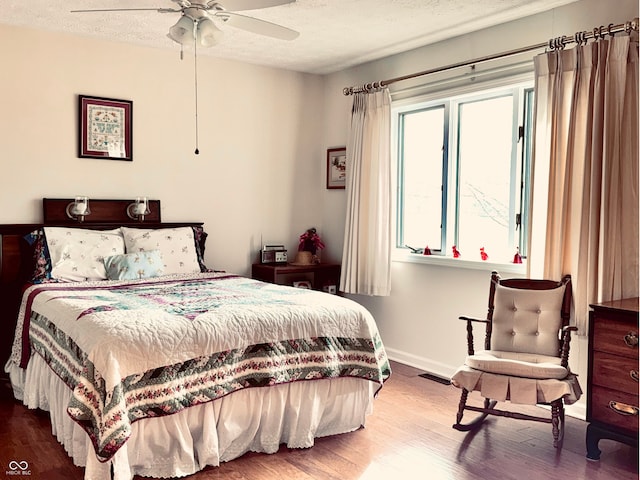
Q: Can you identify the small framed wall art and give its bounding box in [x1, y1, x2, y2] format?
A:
[79, 95, 133, 161]
[326, 147, 347, 189]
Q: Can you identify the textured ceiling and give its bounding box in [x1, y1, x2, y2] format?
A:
[1, 0, 578, 74]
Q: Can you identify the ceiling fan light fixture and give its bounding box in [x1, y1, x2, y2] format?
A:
[197, 17, 224, 47]
[168, 15, 196, 45]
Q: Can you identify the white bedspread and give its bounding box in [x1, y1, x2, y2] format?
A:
[6, 272, 390, 476]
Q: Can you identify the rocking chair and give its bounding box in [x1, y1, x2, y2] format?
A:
[451, 271, 582, 447]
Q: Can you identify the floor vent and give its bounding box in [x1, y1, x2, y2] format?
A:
[419, 373, 451, 385]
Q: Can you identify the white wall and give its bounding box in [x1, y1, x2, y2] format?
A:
[0, 24, 326, 277]
[321, 0, 639, 419]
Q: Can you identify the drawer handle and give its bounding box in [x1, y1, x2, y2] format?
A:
[623, 332, 639, 348]
[632, 370, 639, 382]
[609, 401, 639, 417]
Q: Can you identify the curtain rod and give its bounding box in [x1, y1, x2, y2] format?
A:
[343, 18, 639, 96]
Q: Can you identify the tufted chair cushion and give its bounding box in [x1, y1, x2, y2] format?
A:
[490, 283, 566, 357]
[465, 350, 569, 379]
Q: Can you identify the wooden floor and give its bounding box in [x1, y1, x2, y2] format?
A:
[1, 361, 637, 480]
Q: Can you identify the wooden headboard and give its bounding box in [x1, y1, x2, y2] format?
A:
[0, 198, 203, 373]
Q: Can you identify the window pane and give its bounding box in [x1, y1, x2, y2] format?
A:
[400, 106, 445, 251]
[457, 95, 513, 260]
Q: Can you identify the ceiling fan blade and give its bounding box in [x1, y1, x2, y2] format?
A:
[214, 0, 295, 12]
[219, 11, 299, 40]
[71, 8, 180, 13]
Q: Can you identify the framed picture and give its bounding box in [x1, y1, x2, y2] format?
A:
[293, 280, 312, 289]
[326, 147, 347, 189]
[79, 95, 133, 161]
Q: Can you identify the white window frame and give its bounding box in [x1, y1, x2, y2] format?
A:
[391, 73, 534, 272]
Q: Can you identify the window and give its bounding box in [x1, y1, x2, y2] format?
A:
[394, 80, 533, 264]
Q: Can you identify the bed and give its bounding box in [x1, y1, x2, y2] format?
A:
[1, 198, 391, 480]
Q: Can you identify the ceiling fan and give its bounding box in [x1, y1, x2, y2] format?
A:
[71, 0, 300, 47]
[72, 1, 298, 156]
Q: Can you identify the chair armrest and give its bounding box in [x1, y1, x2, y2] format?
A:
[459, 316, 490, 356]
[459, 316, 489, 324]
[560, 325, 578, 368]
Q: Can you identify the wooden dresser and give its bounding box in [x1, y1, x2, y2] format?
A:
[586, 298, 639, 460]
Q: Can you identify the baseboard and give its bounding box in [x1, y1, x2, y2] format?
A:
[566, 401, 586, 420]
[385, 347, 457, 379]
[385, 347, 587, 421]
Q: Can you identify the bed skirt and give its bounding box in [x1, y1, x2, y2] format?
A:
[7, 355, 376, 480]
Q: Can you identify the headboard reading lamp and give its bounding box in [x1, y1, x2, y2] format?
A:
[127, 196, 151, 222]
[44, 198, 162, 224]
[65, 196, 91, 222]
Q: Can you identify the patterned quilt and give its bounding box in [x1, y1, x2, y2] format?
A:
[9, 273, 390, 462]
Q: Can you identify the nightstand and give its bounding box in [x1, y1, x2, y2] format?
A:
[586, 298, 639, 460]
[251, 263, 341, 293]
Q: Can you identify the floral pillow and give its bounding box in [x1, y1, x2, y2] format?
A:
[104, 250, 164, 281]
[192, 225, 212, 272]
[43, 227, 125, 282]
[121, 226, 201, 275]
[23, 229, 54, 283]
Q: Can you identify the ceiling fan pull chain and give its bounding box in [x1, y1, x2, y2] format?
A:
[194, 33, 200, 155]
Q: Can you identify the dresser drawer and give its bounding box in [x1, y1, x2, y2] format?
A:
[592, 351, 640, 395]
[592, 317, 639, 359]
[590, 385, 639, 434]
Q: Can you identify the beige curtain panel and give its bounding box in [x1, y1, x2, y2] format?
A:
[340, 89, 392, 296]
[530, 34, 639, 334]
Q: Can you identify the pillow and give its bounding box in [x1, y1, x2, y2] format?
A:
[23, 229, 54, 283]
[43, 227, 125, 282]
[104, 250, 164, 281]
[192, 225, 212, 272]
[121, 226, 201, 275]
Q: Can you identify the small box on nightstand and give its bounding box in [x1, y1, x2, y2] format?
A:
[322, 284, 337, 294]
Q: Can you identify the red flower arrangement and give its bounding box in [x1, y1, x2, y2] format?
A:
[298, 228, 325, 255]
